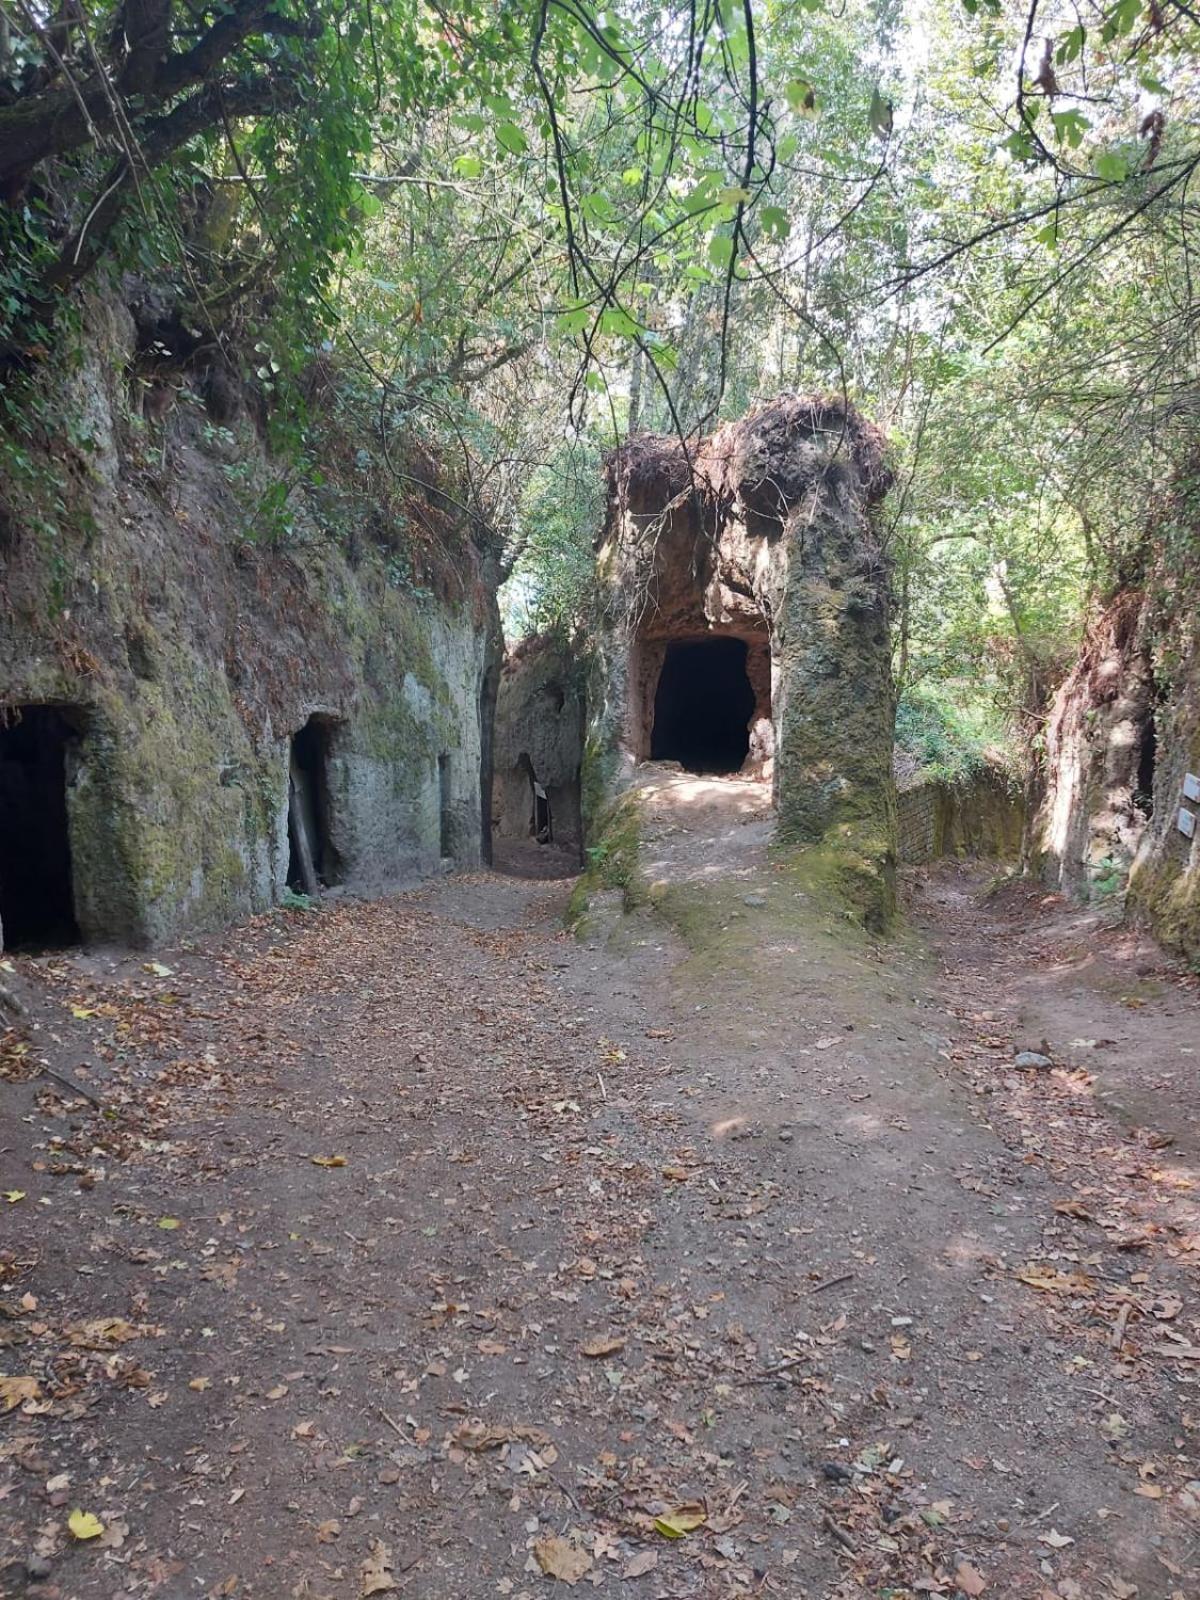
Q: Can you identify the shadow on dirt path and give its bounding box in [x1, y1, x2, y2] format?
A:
[0, 769, 1196, 1599]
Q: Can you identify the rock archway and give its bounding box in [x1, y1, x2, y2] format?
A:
[592, 393, 897, 927]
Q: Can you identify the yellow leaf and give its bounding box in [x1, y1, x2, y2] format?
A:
[0, 1374, 41, 1412]
[144, 962, 174, 977]
[68, 1509, 105, 1540]
[71, 1006, 97, 1019]
[310, 1154, 347, 1168]
[157, 1217, 181, 1230]
[4, 1190, 26, 1203]
[653, 1504, 707, 1539]
[189, 1376, 211, 1391]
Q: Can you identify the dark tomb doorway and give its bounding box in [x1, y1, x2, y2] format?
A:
[439, 752, 454, 859]
[0, 706, 81, 948]
[1134, 712, 1157, 819]
[288, 717, 339, 893]
[651, 638, 756, 775]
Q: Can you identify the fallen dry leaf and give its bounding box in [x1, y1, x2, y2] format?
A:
[622, 1550, 658, 1579]
[955, 1560, 987, 1596]
[580, 1335, 626, 1359]
[534, 1534, 593, 1585]
[0, 1375, 41, 1412]
[451, 1419, 550, 1452]
[1017, 1264, 1095, 1295]
[98, 1515, 129, 1549]
[311, 1155, 347, 1168]
[653, 1504, 706, 1539]
[67, 1316, 141, 1347]
[361, 1538, 399, 1595]
[1038, 1528, 1074, 1548]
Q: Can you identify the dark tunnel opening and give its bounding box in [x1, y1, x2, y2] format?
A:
[1134, 711, 1157, 818]
[0, 706, 81, 949]
[651, 637, 756, 775]
[288, 717, 338, 892]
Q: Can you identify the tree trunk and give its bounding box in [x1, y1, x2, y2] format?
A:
[628, 344, 644, 435]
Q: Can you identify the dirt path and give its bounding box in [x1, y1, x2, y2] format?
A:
[2, 772, 1198, 1599]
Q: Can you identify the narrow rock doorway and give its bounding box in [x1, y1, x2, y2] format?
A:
[651, 638, 756, 774]
[0, 706, 81, 949]
[288, 717, 338, 895]
[1134, 712, 1157, 819]
[439, 752, 453, 859]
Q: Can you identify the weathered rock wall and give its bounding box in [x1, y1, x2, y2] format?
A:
[493, 633, 585, 854]
[1031, 575, 1200, 963]
[0, 294, 501, 949]
[1129, 646, 1200, 958]
[1030, 590, 1154, 904]
[897, 767, 1024, 865]
[1127, 554, 1200, 958]
[594, 395, 897, 928]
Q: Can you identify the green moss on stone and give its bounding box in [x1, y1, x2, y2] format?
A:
[566, 792, 646, 930]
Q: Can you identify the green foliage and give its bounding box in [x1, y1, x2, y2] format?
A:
[502, 445, 603, 638]
[894, 683, 1010, 786]
[280, 887, 318, 912]
[3, 0, 1199, 753]
[566, 795, 645, 928]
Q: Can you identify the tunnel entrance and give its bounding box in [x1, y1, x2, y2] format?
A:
[287, 717, 338, 894]
[651, 637, 756, 775]
[1134, 712, 1157, 818]
[0, 706, 81, 949]
[438, 752, 454, 859]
